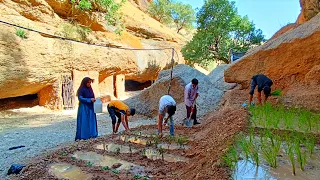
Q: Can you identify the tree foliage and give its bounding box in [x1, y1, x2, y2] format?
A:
[148, 0, 196, 33]
[170, 2, 196, 33]
[182, 0, 265, 65]
[148, 0, 173, 24]
[70, 0, 125, 33]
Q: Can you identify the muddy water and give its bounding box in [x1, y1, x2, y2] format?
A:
[233, 151, 320, 180]
[131, 130, 169, 138]
[96, 143, 138, 153]
[72, 151, 145, 175]
[143, 148, 189, 162]
[120, 135, 152, 146]
[157, 143, 189, 150]
[49, 163, 91, 180]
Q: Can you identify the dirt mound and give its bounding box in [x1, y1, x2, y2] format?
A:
[125, 64, 224, 122]
[225, 14, 320, 111]
[207, 64, 237, 92]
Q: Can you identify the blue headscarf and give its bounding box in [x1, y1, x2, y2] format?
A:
[77, 77, 95, 98]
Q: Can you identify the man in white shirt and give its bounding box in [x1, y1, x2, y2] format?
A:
[158, 94, 177, 137]
[184, 78, 200, 125]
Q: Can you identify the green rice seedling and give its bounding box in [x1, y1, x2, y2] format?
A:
[274, 105, 285, 129]
[153, 135, 160, 147]
[142, 177, 150, 180]
[284, 108, 296, 130]
[71, 156, 77, 161]
[261, 143, 276, 168]
[221, 145, 238, 169]
[296, 109, 307, 132]
[86, 161, 93, 167]
[301, 110, 313, 132]
[129, 144, 132, 155]
[112, 169, 119, 174]
[133, 174, 142, 179]
[284, 141, 296, 175]
[304, 136, 316, 157]
[158, 146, 165, 161]
[59, 152, 68, 156]
[176, 136, 188, 148]
[249, 127, 255, 143]
[141, 149, 146, 156]
[271, 89, 282, 96]
[248, 105, 258, 125]
[101, 166, 110, 171]
[261, 103, 274, 129]
[249, 143, 259, 167]
[311, 114, 320, 133]
[236, 134, 251, 160]
[146, 140, 153, 147]
[294, 137, 307, 171]
[167, 135, 175, 149]
[115, 147, 121, 155]
[260, 134, 281, 168]
[262, 129, 274, 146]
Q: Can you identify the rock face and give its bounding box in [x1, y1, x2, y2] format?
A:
[0, 0, 185, 109]
[125, 65, 224, 123]
[225, 14, 320, 111]
[270, 23, 300, 40]
[296, 0, 320, 24]
[207, 64, 237, 92]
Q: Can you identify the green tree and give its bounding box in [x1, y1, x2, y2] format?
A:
[148, 0, 173, 24]
[170, 2, 196, 33]
[182, 0, 265, 65]
[70, 0, 125, 33]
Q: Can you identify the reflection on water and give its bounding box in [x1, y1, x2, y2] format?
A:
[96, 143, 137, 153]
[233, 152, 320, 180]
[72, 151, 145, 175]
[143, 148, 188, 162]
[49, 163, 91, 180]
[131, 130, 169, 138]
[157, 143, 189, 150]
[120, 135, 152, 146]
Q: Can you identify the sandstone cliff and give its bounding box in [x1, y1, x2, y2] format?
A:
[0, 0, 186, 109]
[296, 0, 320, 24]
[225, 14, 320, 111]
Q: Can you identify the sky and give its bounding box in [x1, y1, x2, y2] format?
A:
[183, 0, 301, 39]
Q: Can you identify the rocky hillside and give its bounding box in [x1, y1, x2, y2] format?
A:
[0, 0, 186, 109]
[296, 0, 320, 24]
[225, 11, 320, 111]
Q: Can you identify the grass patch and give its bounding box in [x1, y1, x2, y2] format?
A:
[56, 22, 92, 41]
[271, 89, 282, 96]
[16, 28, 27, 39]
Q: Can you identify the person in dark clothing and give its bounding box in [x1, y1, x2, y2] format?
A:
[75, 77, 98, 140]
[249, 74, 273, 105]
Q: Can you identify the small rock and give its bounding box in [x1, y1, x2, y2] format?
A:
[112, 163, 122, 169]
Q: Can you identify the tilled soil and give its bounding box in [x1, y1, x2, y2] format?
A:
[8, 105, 248, 180]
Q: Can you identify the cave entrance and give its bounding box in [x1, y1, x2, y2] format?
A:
[0, 94, 39, 110]
[125, 80, 152, 91]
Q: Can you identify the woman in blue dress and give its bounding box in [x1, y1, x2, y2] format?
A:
[75, 77, 98, 140]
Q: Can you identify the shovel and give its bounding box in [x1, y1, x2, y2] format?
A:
[186, 100, 196, 128]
